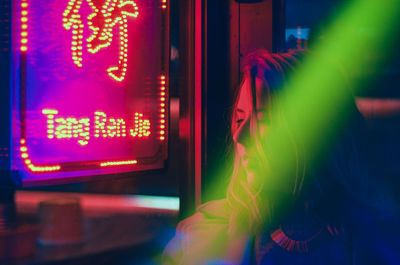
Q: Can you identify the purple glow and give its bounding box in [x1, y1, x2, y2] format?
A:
[12, 0, 169, 183]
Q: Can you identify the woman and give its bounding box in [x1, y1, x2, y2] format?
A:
[163, 50, 399, 265]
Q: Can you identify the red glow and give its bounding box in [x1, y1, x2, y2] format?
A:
[356, 98, 400, 118]
[15, 191, 179, 214]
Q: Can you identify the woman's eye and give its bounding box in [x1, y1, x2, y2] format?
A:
[236, 119, 244, 124]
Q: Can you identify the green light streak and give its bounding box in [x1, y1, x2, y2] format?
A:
[261, 0, 400, 192]
[167, 1, 400, 263]
[208, 0, 400, 224]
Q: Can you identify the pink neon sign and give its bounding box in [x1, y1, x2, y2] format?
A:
[42, 109, 151, 146]
[14, 0, 169, 181]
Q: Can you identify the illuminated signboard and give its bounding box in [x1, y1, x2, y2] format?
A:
[12, 0, 169, 184]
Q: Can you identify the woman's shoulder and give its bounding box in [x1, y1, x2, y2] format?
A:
[176, 199, 231, 232]
[162, 199, 236, 265]
[197, 199, 231, 219]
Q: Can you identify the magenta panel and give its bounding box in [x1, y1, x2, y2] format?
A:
[12, 0, 169, 185]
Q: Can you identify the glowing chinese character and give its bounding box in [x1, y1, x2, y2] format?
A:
[63, 0, 139, 81]
[63, 0, 84, 67]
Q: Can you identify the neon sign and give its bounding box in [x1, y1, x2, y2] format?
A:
[42, 109, 151, 146]
[13, 0, 169, 183]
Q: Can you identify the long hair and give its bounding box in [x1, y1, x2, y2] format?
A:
[226, 50, 302, 233]
[226, 49, 396, 235]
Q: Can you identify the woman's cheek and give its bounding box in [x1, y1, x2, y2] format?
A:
[235, 143, 246, 157]
[258, 123, 267, 137]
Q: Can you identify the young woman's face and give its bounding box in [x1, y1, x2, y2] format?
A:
[233, 77, 268, 182]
